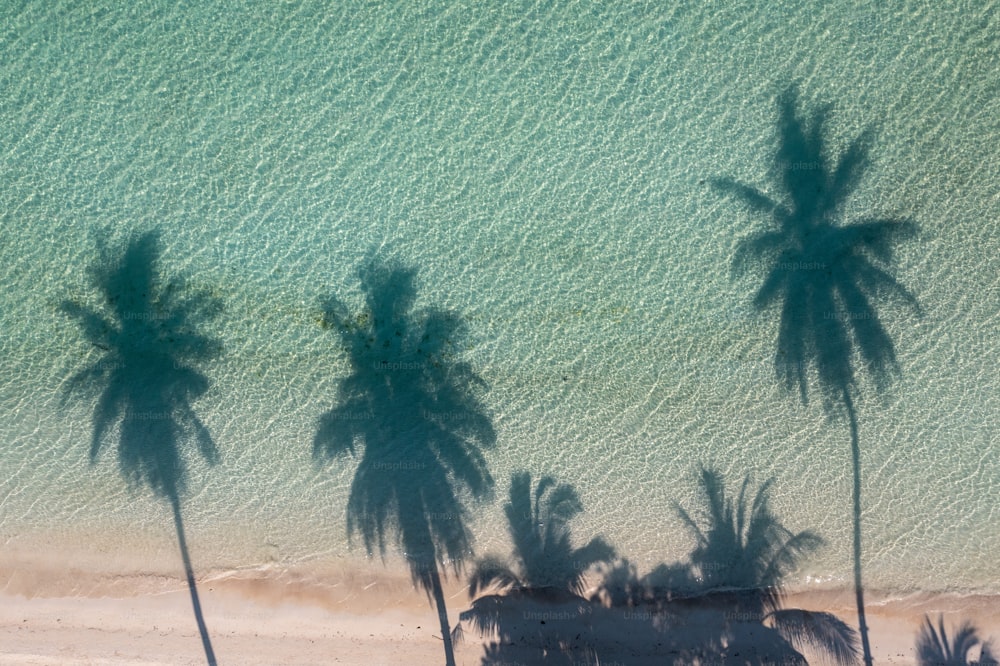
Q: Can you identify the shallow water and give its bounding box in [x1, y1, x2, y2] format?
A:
[1, 0, 998, 599]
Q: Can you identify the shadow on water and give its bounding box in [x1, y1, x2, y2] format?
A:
[712, 85, 922, 666]
[312, 257, 496, 666]
[587, 468, 857, 665]
[916, 615, 998, 666]
[455, 471, 616, 665]
[61, 230, 222, 665]
[672, 467, 858, 665]
[453, 466, 852, 664]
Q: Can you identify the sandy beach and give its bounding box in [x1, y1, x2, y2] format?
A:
[2, 1, 998, 665]
[4, 559, 999, 665]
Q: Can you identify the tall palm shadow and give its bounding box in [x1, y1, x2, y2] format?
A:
[455, 471, 615, 665]
[713, 85, 921, 666]
[674, 467, 859, 666]
[61, 230, 222, 665]
[916, 615, 998, 666]
[313, 259, 495, 666]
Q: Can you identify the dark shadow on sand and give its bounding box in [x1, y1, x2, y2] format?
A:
[61, 230, 223, 666]
[916, 615, 998, 666]
[454, 465, 856, 664]
[591, 468, 858, 665]
[455, 471, 615, 665]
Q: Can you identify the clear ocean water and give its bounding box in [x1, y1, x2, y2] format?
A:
[1, 0, 998, 599]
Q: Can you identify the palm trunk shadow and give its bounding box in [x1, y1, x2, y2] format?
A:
[427, 565, 457, 666]
[844, 391, 873, 666]
[170, 493, 218, 666]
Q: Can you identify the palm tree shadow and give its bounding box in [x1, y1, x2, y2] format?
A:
[713, 85, 922, 666]
[590, 557, 707, 663]
[916, 615, 999, 666]
[313, 258, 496, 666]
[584, 467, 857, 664]
[673, 467, 858, 666]
[716, 87, 920, 410]
[456, 471, 616, 665]
[61, 230, 222, 666]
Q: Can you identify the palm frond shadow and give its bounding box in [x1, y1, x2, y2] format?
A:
[714, 85, 920, 412]
[588, 468, 857, 666]
[916, 615, 999, 666]
[677, 468, 858, 666]
[61, 230, 222, 666]
[456, 471, 615, 665]
[312, 258, 496, 666]
[713, 85, 922, 666]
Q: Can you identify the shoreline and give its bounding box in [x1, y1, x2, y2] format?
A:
[8, 550, 1000, 609]
[4, 560, 999, 665]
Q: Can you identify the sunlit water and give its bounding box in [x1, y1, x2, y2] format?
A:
[1, 0, 998, 601]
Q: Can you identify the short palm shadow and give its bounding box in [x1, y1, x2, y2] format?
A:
[916, 615, 998, 666]
[713, 85, 921, 666]
[589, 469, 857, 665]
[313, 259, 495, 666]
[61, 230, 222, 666]
[455, 471, 615, 665]
[590, 556, 694, 609]
[589, 557, 702, 662]
[674, 467, 858, 665]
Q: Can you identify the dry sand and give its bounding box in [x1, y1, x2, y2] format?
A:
[3, 560, 999, 665]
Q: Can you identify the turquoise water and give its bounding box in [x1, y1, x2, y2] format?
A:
[1, 0, 998, 600]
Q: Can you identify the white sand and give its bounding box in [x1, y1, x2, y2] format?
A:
[4, 562, 999, 666]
